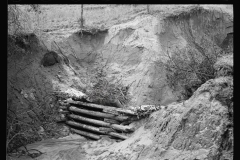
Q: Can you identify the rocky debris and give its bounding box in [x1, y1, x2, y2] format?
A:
[41, 51, 61, 67]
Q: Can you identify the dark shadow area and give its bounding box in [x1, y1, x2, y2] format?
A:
[7, 33, 76, 153]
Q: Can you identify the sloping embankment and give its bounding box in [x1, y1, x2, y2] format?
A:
[56, 5, 233, 107]
[7, 5, 233, 160]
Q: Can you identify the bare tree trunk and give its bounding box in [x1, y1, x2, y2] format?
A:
[147, 5, 150, 14]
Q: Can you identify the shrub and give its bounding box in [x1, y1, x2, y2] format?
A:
[85, 62, 131, 108]
[162, 44, 222, 100]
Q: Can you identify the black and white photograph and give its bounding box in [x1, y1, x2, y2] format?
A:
[7, 4, 233, 160]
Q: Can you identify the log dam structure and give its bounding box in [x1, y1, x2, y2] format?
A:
[58, 98, 141, 140]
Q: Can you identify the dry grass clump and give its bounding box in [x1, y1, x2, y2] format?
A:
[163, 49, 214, 100]
[161, 41, 225, 100]
[86, 67, 131, 108]
[160, 5, 232, 100]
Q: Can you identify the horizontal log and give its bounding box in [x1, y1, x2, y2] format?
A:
[66, 120, 105, 134]
[70, 128, 100, 140]
[68, 114, 134, 132]
[104, 118, 120, 124]
[68, 114, 110, 127]
[99, 127, 115, 133]
[69, 106, 129, 121]
[108, 132, 128, 140]
[103, 108, 119, 115]
[68, 122, 129, 140]
[111, 124, 135, 132]
[70, 124, 128, 140]
[65, 100, 136, 115]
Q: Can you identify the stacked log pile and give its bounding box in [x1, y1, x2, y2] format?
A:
[58, 98, 139, 140]
[56, 89, 166, 141]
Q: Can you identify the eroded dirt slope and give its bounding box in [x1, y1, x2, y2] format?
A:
[40, 5, 233, 106]
[7, 4, 233, 160]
